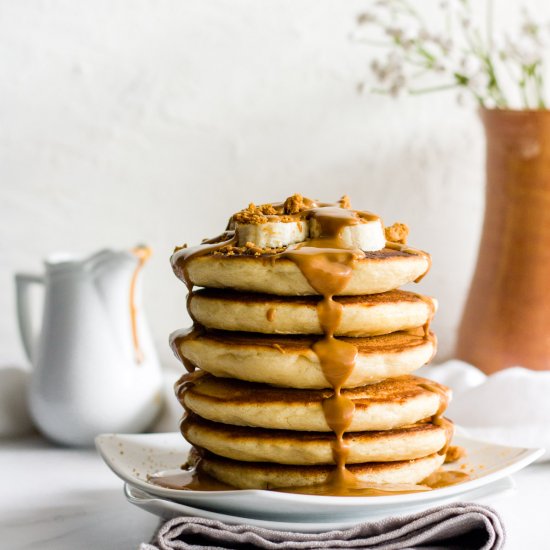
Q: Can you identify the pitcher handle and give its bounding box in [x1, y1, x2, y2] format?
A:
[15, 273, 44, 363]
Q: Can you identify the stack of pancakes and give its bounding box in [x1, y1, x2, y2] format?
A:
[169, 196, 453, 492]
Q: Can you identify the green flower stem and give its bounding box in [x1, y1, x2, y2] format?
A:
[486, 0, 494, 52]
[519, 75, 529, 109]
[533, 64, 546, 109]
[484, 54, 507, 108]
[408, 82, 460, 94]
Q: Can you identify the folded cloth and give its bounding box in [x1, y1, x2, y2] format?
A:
[140, 503, 504, 550]
[418, 361, 550, 461]
[0, 364, 34, 438]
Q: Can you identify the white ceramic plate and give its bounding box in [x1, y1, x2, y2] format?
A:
[123, 477, 516, 531]
[96, 432, 543, 521]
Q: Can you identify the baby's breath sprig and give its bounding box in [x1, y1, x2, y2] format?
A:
[356, 0, 548, 109]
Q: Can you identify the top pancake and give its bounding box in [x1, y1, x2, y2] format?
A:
[181, 247, 429, 296]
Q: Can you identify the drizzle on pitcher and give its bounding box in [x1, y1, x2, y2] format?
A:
[130, 245, 152, 364]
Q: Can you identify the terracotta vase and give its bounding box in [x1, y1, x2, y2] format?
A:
[456, 108, 550, 374]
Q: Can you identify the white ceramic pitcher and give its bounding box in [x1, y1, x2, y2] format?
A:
[15, 247, 164, 446]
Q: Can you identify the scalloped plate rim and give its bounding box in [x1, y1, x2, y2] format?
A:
[96, 431, 542, 516]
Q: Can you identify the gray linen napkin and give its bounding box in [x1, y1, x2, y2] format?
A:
[140, 502, 504, 550]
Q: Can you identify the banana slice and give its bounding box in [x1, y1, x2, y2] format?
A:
[236, 215, 386, 251]
[310, 217, 386, 251]
[236, 221, 308, 248]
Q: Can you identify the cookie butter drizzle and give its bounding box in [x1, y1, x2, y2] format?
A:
[418, 379, 454, 457]
[169, 327, 205, 373]
[169, 231, 238, 371]
[278, 206, 368, 494]
[152, 197, 465, 495]
[129, 246, 152, 363]
[171, 231, 238, 292]
[385, 241, 432, 284]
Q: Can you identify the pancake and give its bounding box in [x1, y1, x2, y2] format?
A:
[181, 247, 430, 296]
[189, 447, 446, 490]
[181, 415, 451, 465]
[188, 289, 436, 336]
[173, 329, 436, 388]
[180, 374, 449, 432]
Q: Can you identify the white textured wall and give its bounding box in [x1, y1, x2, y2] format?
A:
[1, 0, 490, 369]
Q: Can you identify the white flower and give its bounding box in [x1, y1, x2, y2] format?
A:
[467, 71, 490, 96]
[357, 12, 377, 25]
[459, 54, 483, 78]
[370, 51, 406, 84]
[353, 0, 549, 108]
[400, 22, 420, 43]
[522, 20, 538, 37]
[385, 26, 403, 40]
[370, 50, 408, 96]
[433, 55, 456, 74]
[389, 74, 407, 97]
[518, 8, 549, 48]
[505, 35, 542, 66]
[385, 22, 419, 47]
[521, 8, 538, 36]
[460, 15, 472, 30]
[432, 35, 454, 54]
[418, 28, 432, 41]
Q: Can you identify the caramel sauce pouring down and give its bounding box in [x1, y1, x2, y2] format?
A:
[279, 206, 369, 494]
[130, 245, 153, 364]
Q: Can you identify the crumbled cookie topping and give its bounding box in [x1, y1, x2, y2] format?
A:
[338, 195, 351, 209]
[385, 222, 409, 245]
[233, 203, 277, 224]
[283, 193, 310, 214]
[233, 194, 319, 224]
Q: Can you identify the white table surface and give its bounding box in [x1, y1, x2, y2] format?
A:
[1, 435, 548, 550]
